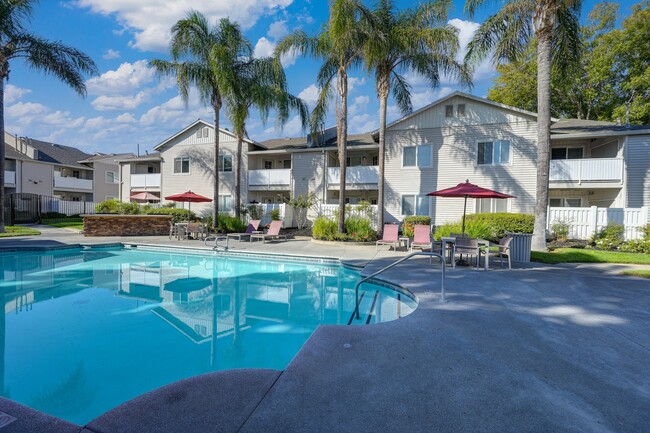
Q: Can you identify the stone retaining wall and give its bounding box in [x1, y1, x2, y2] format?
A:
[83, 214, 172, 236]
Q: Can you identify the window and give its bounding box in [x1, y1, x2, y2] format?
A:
[263, 160, 273, 169]
[203, 127, 209, 138]
[219, 154, 232, 172]
[174, 157, 190, 174]
[476, 198, 508, 213]
[147, 166, 155, 174]
[346, 156, 362, 167]
[477, 140, 510, 165]
[219, 195, 233, 212]
[196, 127, 209, 138]
[457, 104, 466, 117]
[283, 159, 292, 169]
[106, 171, 118, 183]
[445, 105, 454, 117]
[72, 170, 80, 178]
[401, 195, 429, 216]
[551, 147, 583, 160]
[550, 198, 582, 207]
[403, 145, 432, 168]
[372, 155, 378, 166]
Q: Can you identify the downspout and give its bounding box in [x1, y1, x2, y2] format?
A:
[322, 150, 326, 204]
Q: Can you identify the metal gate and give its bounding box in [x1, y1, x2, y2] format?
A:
[7, 193, 40, 224]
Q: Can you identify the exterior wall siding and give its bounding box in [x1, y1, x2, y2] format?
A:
[93, 160, 120, 200]
[384, 117, 538, 225]
[292, 151, 326, 204]
[625, 135, 650, 209]
[120, 163, 131, 201]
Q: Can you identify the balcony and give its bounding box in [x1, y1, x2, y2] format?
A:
[328, 166, 379, 188]
[131, 173, 161, 189]
[550, 158, 624, 185]
[54, 176, 93, 191]
[248, 169, 291, 188]
[4, 170, 15, 186]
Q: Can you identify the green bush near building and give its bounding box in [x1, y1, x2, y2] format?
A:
[433, 213, 534, 243]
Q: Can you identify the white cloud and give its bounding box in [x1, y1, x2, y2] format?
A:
[298, 84, 319, 106]
[6, 101, 48, 119]
[116, 113, 136, 123]
[349, 113, 378, 134]
[5, 85, 31, 104]
[75, 0, 295, 52]
[102, 49, 121, 60]
[262, 114, 304, 137]
[448, 18, 497, 82]
[411, 87, 454, 110]
[268, 20, 288, 39]
[350, 95, 369, 115]
[86, 60, 157, 95]
[254, 37, 276, 58]
[140, 93, 211, 127]
[91, 91, 150, 111]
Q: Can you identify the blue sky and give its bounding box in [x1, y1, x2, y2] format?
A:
[4, 0, 639, 155]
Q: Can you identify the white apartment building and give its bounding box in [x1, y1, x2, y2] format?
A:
[118, 92, 650, 225]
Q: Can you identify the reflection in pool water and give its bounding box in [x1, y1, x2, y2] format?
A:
[0, 247, 415, 424]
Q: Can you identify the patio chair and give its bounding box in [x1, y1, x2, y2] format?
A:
[482, 236, 513, 270]
[227, 220, 261, 242]
[250, 220, 287, 243]
[452, 237, 481, 270]
[185, 222, 206, 240]
[376, 224, 399, 251]
[410, 224, 441, 253]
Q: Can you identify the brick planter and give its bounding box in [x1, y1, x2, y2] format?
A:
[83, 214, 172, 237]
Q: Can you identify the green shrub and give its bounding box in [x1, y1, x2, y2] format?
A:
[216, 214, 247, 233]
[620, 239, 650, 254]
[145, 207, 196, 224]
[345, 216, 377, 242]
[312, 216, 338, 240]
[434, 219, 493, 241]
[402, 216, 431, 238]
[95, 199, 122, 214]
[247, 204, 264, 220]
[463, 213, 534, 242]
[270, 208, 281, 221]
[551, 219, 572, 241]
[592, 223, 624, 250]
[118, 202, 140, 215]
[640, 224, 650, 241]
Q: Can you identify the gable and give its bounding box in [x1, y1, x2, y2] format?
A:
[154, 120, 246, 152]
[387, 93, 538, 132]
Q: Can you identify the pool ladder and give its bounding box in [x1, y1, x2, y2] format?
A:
[353, 252, 446, 321]
[204, 235, 229, 251]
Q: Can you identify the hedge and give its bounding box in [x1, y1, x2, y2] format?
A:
[402, 216, 431, 238]
[144, 207, 197, 224]
[312, 216, 376, 242]
[434, 213, 534, 243]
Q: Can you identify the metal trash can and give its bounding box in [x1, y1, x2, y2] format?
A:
[506, 232, 533, 262]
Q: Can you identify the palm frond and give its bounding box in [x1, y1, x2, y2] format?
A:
[553, 2, 582, 75]
[12, 34, 97, 95]
[390, 71, 412, 115]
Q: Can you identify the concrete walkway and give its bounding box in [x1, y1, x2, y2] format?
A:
[1, 228, 649, 432]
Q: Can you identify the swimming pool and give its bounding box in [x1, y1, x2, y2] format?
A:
[0, 246, 416, 424]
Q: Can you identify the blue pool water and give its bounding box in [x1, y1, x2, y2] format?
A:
[0, 247, 416, 424]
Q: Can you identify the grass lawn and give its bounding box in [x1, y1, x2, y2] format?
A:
[620, 270, 650, 279]
[46, 221, 84, 231]
[532, 248, 650, 265]
[0, 226, 41, 237]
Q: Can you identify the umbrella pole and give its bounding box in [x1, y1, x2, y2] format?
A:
[461, 195, 468, 236]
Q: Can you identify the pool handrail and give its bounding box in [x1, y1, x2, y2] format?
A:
[353, 252, 446, 320]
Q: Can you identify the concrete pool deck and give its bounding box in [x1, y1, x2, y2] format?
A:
[1, 226, 649, 432]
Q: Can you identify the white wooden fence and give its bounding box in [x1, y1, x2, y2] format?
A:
[547, 206, 649, 240]
[244, 203, 295, 227]
[316, 204, 378, 229]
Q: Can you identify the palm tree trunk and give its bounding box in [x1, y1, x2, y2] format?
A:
[235, 135, 243, 219]
[0, 79, 6, 233]
[212, 95, 221, 230]
[337, 68, 348, 234]
[377, 78, 389, 236]
[532, 13, 553, 251]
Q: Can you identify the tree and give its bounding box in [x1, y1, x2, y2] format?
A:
[465, 0, 583, 251]
[151, 11, 251, 229]
[0, 0, 97, 232]
[363, 0, 471, 233]
[223, 57, 308, 218]
[276, 0, 370, 234]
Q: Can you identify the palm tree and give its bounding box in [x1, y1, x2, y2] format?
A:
[364, 0, 472, 232]
[151, 11, 251, 229]
[0, 0, 97, 233]
[464, 0, 582, 251]
[276, 0, 370, 234]
[223, 57, 308, 218]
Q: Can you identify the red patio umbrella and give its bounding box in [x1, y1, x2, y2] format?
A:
[427, 180, 515, 236]
[130, 191, 160, 201]
[164, 190, 212, 221]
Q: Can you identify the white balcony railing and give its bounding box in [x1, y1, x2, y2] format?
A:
[248, 169, 291, 187]
[54, 176, 93, 190]
[4, 170, 16, 185]
[550, 158, 624, 183]
[131, 173, 161, 188]
[328, 166, 379, 185]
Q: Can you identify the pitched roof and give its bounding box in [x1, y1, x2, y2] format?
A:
[259, 132, 377, 151]
[551, 119, 650, 135]
[78, 153, 135, 163]
[4, 143, 29, 160]
[24, 138, 92, 168]
[153, 119, 256, 151]
[116, 152, 163, 162]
